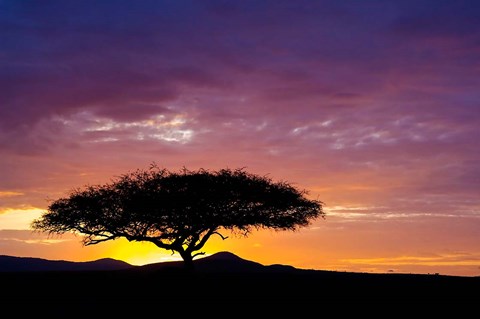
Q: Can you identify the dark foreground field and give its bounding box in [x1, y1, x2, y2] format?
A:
[1, 252, 479, 312]
[2, 269, 479, 302]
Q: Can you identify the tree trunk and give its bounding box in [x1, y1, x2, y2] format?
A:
[179, 251, 194, 272]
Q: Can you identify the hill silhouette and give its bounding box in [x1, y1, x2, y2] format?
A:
[0, 251, 307, 273]
[0, 251, 479, 306]
[136, 251, 268, 273]
[0, 255, 132, 272]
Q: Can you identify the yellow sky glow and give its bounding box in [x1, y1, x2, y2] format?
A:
[0, 208, 45, 230]
[342, 255, 480, 266]
[0, 191, 24, 198]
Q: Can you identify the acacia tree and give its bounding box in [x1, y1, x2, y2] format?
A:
[32, 166, 324, 271]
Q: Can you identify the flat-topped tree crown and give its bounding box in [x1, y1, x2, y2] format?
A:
[32, 166, 325, 271]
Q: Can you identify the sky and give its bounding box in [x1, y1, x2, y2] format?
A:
[1, 0, 480, 276]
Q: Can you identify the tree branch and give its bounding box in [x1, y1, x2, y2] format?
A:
[213, 231, 228, 240]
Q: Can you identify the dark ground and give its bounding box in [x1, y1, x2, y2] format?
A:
[1, 269, 478, 307]
[1, 252, 478, 313]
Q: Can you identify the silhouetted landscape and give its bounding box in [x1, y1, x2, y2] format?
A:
[0, 255, 132, 272]
[2, 251, 479, 307]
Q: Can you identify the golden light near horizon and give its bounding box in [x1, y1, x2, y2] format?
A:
[0, 191, 24, 198]
[104, 239, 183, 266]
[0, 208, 45, 230]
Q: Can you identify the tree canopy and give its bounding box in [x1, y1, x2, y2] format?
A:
[31, 166, 325, 271]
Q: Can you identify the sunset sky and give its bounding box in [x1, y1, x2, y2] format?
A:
[1, 0, 479, 276]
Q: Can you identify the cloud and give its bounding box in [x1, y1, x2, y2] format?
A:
[0, 191, 23, 198]
[342, 252, 480, 267]
[0, 207, 44, 229]
[392, 1, 480, 39]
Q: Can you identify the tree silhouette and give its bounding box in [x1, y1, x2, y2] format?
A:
[31, 166, 324, 271]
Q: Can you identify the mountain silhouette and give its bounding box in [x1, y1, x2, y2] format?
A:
[0, 251, 310, 274]
[0, 255, 132, 272]
[131, 251, 307, 274]
[136, 251, 262, 273]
